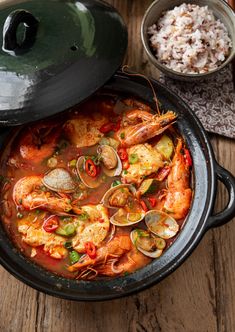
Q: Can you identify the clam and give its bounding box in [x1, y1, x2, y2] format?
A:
[145, 210, 179, 239]
[102, 184, 146, 226]
[97, 145, 122, 177]
[110, 208, 145, 227]
[76, 156, 104, 189]
[102, 184, 136, 209]
[99, 137, 119, 150]
[130, 229, 166, 258]
[42, 168, 76, 193]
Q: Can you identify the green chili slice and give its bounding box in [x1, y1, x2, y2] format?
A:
[69, 251, 81, 265]
[78, 212, 89, 221]
[64, 241, 73, 249]
[129, 153, 139, 164]
[69, 159, 77, 167]
[111, 180, 122, 187]
[55, 224, 76, 237]
[55, 227, 67, 236]
[64, 224, 76, 236]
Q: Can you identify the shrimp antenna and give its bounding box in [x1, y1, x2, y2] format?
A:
[121, 65, 161, 116]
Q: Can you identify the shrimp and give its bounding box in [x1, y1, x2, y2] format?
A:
[19, 123, 61, 163]
[122, 109, 153, 127]
[116, 111, 176, 147]
[122, 98, 152, 112]
[125, 109, 153, 122]
[67, 234, 132, 276]
[86, 247, 149, 277]
[13, 176, 73, 214]
[163, 139, 192, 220]
[115, 247, 151, 274]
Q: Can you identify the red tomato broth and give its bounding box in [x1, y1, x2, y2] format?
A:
[0, 94, 192, 280]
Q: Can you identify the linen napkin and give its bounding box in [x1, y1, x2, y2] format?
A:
[159, 65, 235, 139]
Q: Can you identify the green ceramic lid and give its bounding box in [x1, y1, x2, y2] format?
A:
[0, 0, 127, 125]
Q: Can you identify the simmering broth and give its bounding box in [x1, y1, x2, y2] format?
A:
[0, 94, 192, 280]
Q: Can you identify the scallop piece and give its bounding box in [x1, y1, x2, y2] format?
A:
[76, 156, 104, 189]
[145, 210, 179, 239]
[110, 208, 145, 227]
[97, 145, 122, 177]
[102, 184, 136, 209]
[130, 229, 165, 258]
[42, 168, 76, 193]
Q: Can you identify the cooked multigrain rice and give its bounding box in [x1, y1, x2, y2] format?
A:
[148, 3, 232, 74]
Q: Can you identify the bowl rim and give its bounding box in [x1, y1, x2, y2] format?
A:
[141, 0, 235, 78]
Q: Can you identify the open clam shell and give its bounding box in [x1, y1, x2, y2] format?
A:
[130, 229, 165, 258]
[76, 156, 104, 189]
[110, 209, 145, 227]
[42, 168, 76, 193]
[97, 145, 122, 177]
[145, 210, 179, 239]
[102, 184, 136, 209]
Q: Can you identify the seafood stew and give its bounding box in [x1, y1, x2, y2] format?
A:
[0, 95, 193, 280]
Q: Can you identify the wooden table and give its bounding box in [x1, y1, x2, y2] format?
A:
[1, 1, 235, 331]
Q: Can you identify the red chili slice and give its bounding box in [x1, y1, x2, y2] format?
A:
[148, 197, 157, 208]
[156, 166, 171, 181]
[99, 122, 114, 133]
[85, 159, 98, 177]
[43, 216, 59, 233]
[118, 148, 128, 161]
[140, 200, 148, 212]
[184, 149, 192, 167]
[85, 241, 97, 259]
[122, 160, 130, 170]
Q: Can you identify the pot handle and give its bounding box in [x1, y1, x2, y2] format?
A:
[2, 9, 39, 55]
[207, 163, 235, 229]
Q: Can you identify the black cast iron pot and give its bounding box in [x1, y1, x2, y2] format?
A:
[0, 72, 235, 301]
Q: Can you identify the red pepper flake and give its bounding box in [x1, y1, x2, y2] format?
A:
[148, 197, 157, 208]
[43, 216, 59, 233]
[99, 120, 121, 133]
[85, 241, 97, 259]
[156, 166, 171, 181]
[118, 148, 128, 161]
[184, 148, 192, 167]
[99, 122, 114, 133]
[122, 160, 130, 170]
[140, 200, 148, 212]
[85, 159, 98, 177]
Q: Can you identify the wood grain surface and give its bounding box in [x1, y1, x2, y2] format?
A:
[0, 1, 235, 332]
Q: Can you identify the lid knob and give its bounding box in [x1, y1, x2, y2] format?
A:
[2, 9, 39, 55]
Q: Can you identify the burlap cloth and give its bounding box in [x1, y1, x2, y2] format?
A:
[159, 65, 235, 139]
